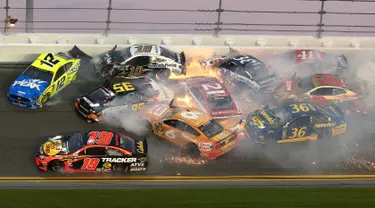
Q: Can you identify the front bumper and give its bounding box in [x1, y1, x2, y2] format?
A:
[35, 156, 48, 171]
[74, 101, 103, 122]
[7, 94, 41, 109]
[201, 134, 241, 160]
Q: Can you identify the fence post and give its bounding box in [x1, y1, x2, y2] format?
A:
[317, 0, 326, 39]
[214, 0, 223, 37]
[26, 0, 34, 33]
[3, 0, 9, 34]
[104, 0, 112, 36]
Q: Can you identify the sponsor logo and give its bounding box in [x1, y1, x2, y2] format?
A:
[199, 142, 213, 151]
[130, 167, 147, 172]
[101, 158, 137, 163]
[130, 163, 145, 167]
[260, 111, 275, 124]
[315, 122, 336, 128]
[12, 79, 46, 91]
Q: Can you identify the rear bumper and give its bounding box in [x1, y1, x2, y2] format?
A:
[201, 134, 241, 160]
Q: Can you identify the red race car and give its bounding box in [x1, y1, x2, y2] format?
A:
[36, 130, 148, 173]
[178, 76, 242, 128]
[280, 49, 349, 75]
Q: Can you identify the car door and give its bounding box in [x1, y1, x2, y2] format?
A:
[161, 119, 190, 146]
[307, 87, 335, 101]
[72, 146, 107, 171]
[62, 62, 74, 83]
[125, 56, 150, 76]
[281, 116, 316, 143]
[52, 66, 68, 94]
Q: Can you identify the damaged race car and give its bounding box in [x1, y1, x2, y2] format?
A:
[75, 76, 174, 123]
[7, 46, 86, 109]
[91, 44, 186, 80]
[143, 102, 244, 159]
[274, 73, 368, 107]
[280, 49, 349, 75]
[245, 101, 347, 146]
[199, 51, 277, 101]
[177, 76, 242, 128]
[36, 130, 148, 173]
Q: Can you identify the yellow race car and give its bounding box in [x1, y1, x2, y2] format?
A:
[8, 46, 87, 109]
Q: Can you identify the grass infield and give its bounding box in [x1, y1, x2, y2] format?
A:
[1, 188, 375, 208]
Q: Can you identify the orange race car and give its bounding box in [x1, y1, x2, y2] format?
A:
[143, 102, 244, 159]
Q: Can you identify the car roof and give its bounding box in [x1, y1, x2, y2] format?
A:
[277, 101, 325, 120]
[171, 107, 212, 127]
[128, 44, 161, 56]
[311, 74, 346, 87]
[31, 53, 68, 72]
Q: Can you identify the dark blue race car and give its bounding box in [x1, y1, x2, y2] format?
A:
[245, 101, 347, 145]
[199, 53, 278, 102]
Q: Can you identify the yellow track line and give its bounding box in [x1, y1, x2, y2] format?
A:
[1, 175, 375, 181]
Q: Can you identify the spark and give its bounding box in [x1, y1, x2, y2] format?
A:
[169, 56, 222, 80]
[175, 94, 192, 107]
[166, 155, 208, 166]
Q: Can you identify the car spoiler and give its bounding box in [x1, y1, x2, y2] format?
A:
[67, 45, 92, 59]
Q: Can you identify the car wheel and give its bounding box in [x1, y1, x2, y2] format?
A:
[49, 160, 64, 172]
[156, 69, 171, 81]
[112, 164, 127, 173]
[41, 93, 50, 105]
[186, 143, 201, 157]
[318, 128, 331, 140]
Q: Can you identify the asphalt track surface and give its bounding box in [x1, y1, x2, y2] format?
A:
[1, 62, 375, 178]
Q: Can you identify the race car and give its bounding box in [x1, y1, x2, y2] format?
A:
[75, 76, 174, 123]
[274, 73, 368, 105]
[7, 46, 85, 109]
[91, 44, 186, 80]
[179, 76, 242, 127]
[245, 101, 347, 145]
[280, 49, 349, 75]
[36, 130, 148, 173]
[143, 103, 243, 159]
[199, 53, 277, 100]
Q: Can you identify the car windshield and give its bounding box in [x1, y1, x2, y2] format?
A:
[119, 135, 136, 152]
[207, 95, 233, 110]
[65, 132, 87, 153]
[299, 75, 315, 92]
[120, 47, 132, 61]
[88, 88, 111, 103]
[198, 119, 224, 138]
[23, 66, 53, 83]
[160, 46, 177, 61]
[269, 106, 291, 125]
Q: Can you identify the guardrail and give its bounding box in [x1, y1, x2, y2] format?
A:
[3, 0, 375, 38]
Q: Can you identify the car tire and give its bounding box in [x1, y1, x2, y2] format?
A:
[156, 69, 171, 81]
[41, 93, 50, 105]
[318, 128, 332, 140]
[186, 143, 201, 157]
[49, 160, 64, 172]
[113, 164, 128, 173]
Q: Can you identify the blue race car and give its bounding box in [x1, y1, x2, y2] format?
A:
[245, 101, 347, 145]
[199, 52, 278, 102]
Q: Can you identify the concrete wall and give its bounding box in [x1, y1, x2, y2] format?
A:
[1, 33, 375, 62]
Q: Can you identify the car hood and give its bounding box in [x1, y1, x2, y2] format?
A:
[247, 110, 277, 129]
[274, 79, 302, 99]
[9, 75, 49, 98]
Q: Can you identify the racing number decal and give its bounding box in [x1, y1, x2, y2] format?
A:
[112, 82, 135, 94]
[40, 53, 60, 67]
[233, 56, 257, 65]
[201, 83, 226, 95]
[56, 76, 66, 91]
[129, 66, 144, 77]
[132, 102, 145, 112]
[135, 45, 153, 53]
[165, 130, 176, 139]
[180, 111, 201, 119]
[289, 127, 306, 138]
[81, 158, 100, 170]
[87, 131, 114, 145]
[289, 103, 317, 113]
